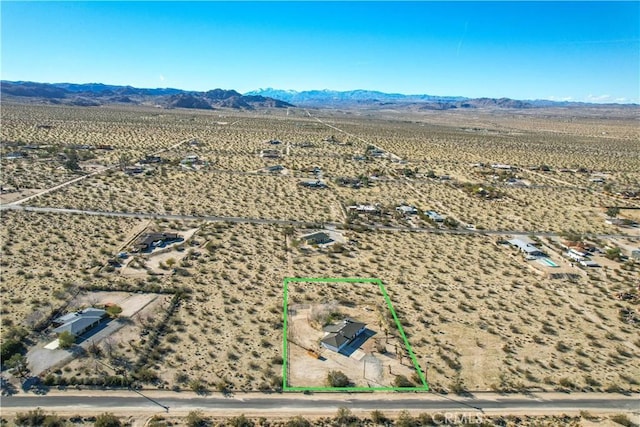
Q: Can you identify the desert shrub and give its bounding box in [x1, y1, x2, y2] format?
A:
[186, 411, 209, 427]
[42, 414, 65, 427]
[610, 414, 636, 427]
[326, 370, 350, 387]
[370, 410, 388, 423]
[190, 379, 208, 394]
[396, 410, 417, 427]
[334, 407, 357, 423]
[94, 413, 122, 427]
[393, 374, 414, 387]
[135, 368, 159, 383]
[285, 416, 311, 427]
[227, 414, 254, 427]
[14, 408, 46, 426]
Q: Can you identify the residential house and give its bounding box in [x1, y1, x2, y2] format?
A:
[508, 238, 546, 257]
[52, 308, 107, 336]
[396, 205, 418, 215]
[133, 232, 180, 252]
[299, 180, 327, 188]
[491, 164, 513, 170]
[300, 231, 332, 245]
[265, 165, 285, 173]
[579, 259, 601, 267]
[320, 318, 367, 353]
[260, 149, 282, 159]
[140, 155, 163, 164]
[336, 177, 362, 188]
[181, 155, 199, 164]
[124, 166, 145, 175]
[425, 210, 444, 222]
[347, 205, 380, 215]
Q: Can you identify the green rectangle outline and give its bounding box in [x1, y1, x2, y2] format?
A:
[282, 277, 429, 392]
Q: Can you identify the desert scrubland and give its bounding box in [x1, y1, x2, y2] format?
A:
[1, 101, 638, 398]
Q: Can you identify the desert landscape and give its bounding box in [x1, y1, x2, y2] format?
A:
[1, 100, 639, 424]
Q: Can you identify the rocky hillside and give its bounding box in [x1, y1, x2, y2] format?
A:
[0, 81, 293, 110]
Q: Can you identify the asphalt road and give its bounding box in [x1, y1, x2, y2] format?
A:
[2, 392, 639, 416]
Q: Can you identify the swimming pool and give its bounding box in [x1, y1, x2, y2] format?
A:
[538, 257, 559, 267]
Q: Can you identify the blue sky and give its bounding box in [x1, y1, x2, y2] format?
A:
[1, 1, 639, 102]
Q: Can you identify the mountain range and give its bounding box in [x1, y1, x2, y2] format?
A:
[245, 88, 636, 109]
[1, 81, 636, 110]
[0, 81, 293, 110]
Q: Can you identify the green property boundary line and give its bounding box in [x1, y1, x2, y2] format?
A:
[282, 277, 429, 392]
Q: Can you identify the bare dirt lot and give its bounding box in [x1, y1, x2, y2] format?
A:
[287, 304, 417, 388]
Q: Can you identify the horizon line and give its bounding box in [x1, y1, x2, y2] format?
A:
[2, 79, 638, 106]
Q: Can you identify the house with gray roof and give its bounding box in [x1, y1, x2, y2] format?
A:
[52, 308, 107, 336]
[320, 318, 366, 353]
[508, 238, 546, 257]
[133, 232, 180, 252]
[300, 231, 332, 245]
[425, 210, 444, 222]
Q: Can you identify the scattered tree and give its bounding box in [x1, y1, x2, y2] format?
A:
[63, 149, 81, 171]
[6, 354, 29, 378]
[106, 305, 123, 317]
[1, 338, 26, 364]
[605, 247, 622, 261]
[58, 331, 75, 349]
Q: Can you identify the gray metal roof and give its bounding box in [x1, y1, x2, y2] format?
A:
[508, 238, 544, 254]
[321, 319, 366, 349]
[52, 308, 107, 335]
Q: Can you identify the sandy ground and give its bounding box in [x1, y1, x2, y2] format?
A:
[1, 103, 638, 399]
[0, 188, 44, 204]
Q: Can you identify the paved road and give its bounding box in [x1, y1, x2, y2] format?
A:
[2, 204, 637, 240]
[1, 391, 639, 416]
